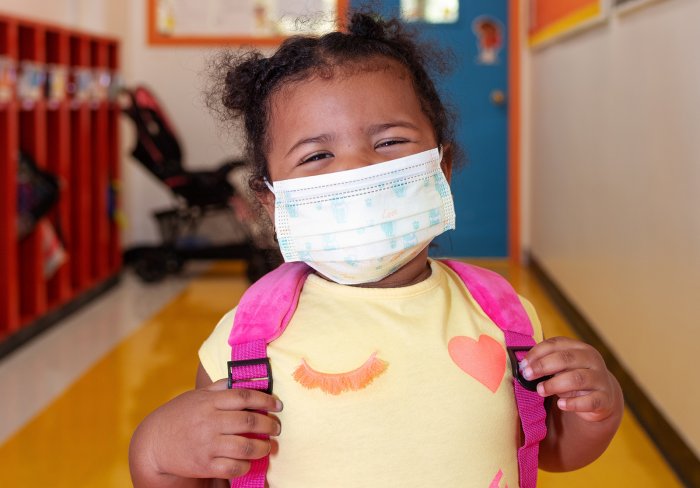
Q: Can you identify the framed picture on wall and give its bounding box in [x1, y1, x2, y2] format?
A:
[147, 0, 349, 46]
[528, 0, 609, 49]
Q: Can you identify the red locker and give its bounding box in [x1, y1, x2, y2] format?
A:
[69, 34, 92, 292]
[45, 28, 72, 306]
[17, 22, 47, 323]
[90, 39, 109, 281]
[0, 11, 121, 350]
[0, 16, 19, 336]
[107, 42, 121, 273]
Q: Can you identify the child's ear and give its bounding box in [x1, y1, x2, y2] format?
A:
[441, 144, 454, 183]
[256, 189, 275, 220]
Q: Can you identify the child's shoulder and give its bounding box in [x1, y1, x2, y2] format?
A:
[435, 260, 544, 342]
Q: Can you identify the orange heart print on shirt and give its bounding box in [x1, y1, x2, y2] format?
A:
[448, 335, 506, 393]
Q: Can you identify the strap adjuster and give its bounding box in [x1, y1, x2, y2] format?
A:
[227, 358, 273, 394]
[507, 346, 552, 392]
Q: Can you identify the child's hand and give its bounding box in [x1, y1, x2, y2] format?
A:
[130, 379, 282, 484]
[521, 336, 620, 423]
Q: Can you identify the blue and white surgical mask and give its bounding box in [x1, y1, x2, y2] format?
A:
[266, 147, 456, 285]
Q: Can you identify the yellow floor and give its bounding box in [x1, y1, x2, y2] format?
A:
[0, 261, 683, 487]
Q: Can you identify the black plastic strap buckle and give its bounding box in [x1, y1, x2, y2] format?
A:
[507, 346, 552, 392]
[227, 358, 273, 394]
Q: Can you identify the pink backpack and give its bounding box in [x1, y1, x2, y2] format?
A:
[227, 260, 548, 488]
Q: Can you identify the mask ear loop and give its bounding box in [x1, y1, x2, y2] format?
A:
[262, 178, 278, 242]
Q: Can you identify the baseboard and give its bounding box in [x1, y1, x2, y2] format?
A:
[0, 274, 121, 362]
[529, 253, 699, 488]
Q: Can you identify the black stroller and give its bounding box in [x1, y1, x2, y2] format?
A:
[121, 85, 278, 283]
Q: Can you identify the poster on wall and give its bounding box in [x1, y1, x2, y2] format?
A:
[528, 0, 608, 48]
[148, 0, 348, 46]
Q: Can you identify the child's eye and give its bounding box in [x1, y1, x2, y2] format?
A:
[375, 139, 407, 148]
[301, 152, 334, 164]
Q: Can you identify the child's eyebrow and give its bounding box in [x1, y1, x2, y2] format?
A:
[285, 133, 335, 157]
[367, 121, 420, 136]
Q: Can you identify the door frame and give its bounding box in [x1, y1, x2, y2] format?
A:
[508, 0, 523, 263]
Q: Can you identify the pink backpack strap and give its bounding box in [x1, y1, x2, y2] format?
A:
[441, 260, 548, 488]
[226, 262, 312, 488]
[229, 262, 313, 347]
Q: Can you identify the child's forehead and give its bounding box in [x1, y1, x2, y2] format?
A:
[268, 63, 420, 124]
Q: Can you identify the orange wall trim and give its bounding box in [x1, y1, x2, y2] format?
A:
[508, 0, 522, 263]
[528, 0, 604, 47]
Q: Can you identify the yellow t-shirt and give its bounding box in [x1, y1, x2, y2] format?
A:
[199, 260, 543, 488]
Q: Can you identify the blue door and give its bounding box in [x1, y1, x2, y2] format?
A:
[351, 0, 510, 257]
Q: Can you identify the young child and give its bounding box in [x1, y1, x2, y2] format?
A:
[129, 13, 623, 488]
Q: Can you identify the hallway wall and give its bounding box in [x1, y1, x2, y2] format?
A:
[0, 0, 122, 35]
[529, 0, 700, 456]
[119, 0, 249, 246]
[0, 0, 249, 246]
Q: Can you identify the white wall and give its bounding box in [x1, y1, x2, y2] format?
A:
[0, 0, 123, 37]
[0, 0, 246, 246]
[119, 0, 248, 246]
[528, 0, 700, 455]
[0, 0, 80, 29]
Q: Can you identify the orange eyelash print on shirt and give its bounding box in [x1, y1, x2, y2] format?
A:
[292, 352, 388, 395]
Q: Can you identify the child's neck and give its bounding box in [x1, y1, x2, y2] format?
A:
[318, 250, 432, 289]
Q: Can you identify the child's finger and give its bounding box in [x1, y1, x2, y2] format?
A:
[212, 388, 284, 413]
[522, 336, 590, 367]
[534, 368, 600, 398]
[207, 378, 233, 390]
[208, 457, 252, 480]
[214, 434, 273, 461]
[215, 410, 282, 437]
[521, 348, 592, 381]
[556, 391, 612, 416]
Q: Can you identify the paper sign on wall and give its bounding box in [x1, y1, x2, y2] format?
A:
[528, 0, 607, 48]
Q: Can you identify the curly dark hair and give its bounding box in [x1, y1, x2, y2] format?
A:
[207, 11, 457, 194]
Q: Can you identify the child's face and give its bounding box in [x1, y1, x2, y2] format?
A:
[264, 59, 447, 184]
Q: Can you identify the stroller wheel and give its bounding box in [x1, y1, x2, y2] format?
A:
[132, 249, 169, 283]
[164, 249, 185, 274]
